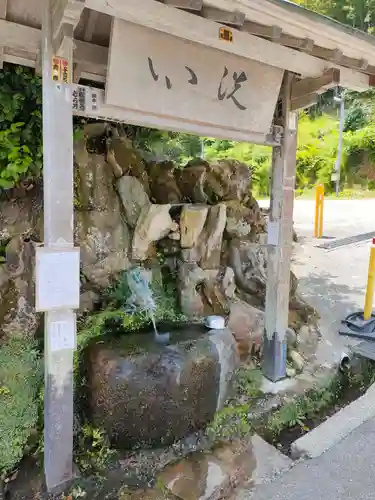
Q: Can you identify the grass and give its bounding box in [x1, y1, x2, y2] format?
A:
[262, 361, 375, 446]
[0, 336, 42, 476]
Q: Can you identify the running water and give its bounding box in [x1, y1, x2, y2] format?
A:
[126, 267, 170, 344]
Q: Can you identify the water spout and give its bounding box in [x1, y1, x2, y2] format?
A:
[126, 266, 170, 344]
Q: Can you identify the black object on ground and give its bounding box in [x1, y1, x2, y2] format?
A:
[316, 231, 375, 250]
[351, 340, 375, 361]
[339, 312, 375, 341]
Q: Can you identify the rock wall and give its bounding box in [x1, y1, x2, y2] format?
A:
[0, 125, 316, 354]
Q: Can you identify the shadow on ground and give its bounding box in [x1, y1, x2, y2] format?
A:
[299, 270, 363, 323]
[297, 270, 364, 363]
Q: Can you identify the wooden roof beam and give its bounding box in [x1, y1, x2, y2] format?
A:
[162, 0, 203, 10]
[281, 34, 314, 52]
[84, 0, 369, 90]
[242, 19, 369, 71]
[243, 21, 314, 49]
[73, 9, 100, 83]
[51, 0, 86, 55]
[202, 7, 245, 27]
[309, 45, 373, 73]
[291, 68, 340, 101]
[83, 9, 99, 42]
[310, 46, 343, 64]
[0, 0, 7, 69]
[0, 19, 107, 81]
[291, 92, 318, 111]
[243, 20, 282, 41]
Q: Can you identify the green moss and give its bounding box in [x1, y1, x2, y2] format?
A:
[233, 367, 263, 400]
[0, 336, 42, 476]
[205, 368, 262, 442]
[206, 404, 253, 441]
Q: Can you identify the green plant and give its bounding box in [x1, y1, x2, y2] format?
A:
[206, 403, 253, 441]
[233, 367, 263, 399]
[0, 336, 42, 476]
[266, 400, 307, 437]
[75, 424, 115, 474]
[0, 64, 43, 189]
[0, 237, 10, 263]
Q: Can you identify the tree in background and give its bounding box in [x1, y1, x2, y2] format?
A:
[293, 0, 375, 32]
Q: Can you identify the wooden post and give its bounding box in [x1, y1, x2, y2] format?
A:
[262, 72, 298, 382]
[41, 0, 77, 492]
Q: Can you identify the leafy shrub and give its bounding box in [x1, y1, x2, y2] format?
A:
[206, 404, 253, 441]
[0, 64, 42, 189]
[0, 337, 42, 475]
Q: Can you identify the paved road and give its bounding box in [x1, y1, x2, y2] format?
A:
[293, 199, 375, 366]
[291, 198, 375, 239]
[237, 417, 375, 500]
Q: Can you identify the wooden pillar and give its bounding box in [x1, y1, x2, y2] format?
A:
[40, 0, 78, 492]
[262, 72, 297, 382]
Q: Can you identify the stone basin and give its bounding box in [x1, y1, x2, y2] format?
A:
[84, 324, 238, 449]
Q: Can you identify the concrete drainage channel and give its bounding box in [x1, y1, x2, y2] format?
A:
[290, 382, 375, 459]
[225, 362, 375, 499]
[257, 359, 375, 463]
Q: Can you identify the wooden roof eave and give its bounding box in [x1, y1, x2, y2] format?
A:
[1, 0, 374, 91]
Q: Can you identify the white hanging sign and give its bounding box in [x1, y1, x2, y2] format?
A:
[105, 19, 284, 140]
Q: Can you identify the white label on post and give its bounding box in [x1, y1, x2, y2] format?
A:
[36, 247, 80, 312]
[50, 320, 76, 352]
[267, 221, 280, 246]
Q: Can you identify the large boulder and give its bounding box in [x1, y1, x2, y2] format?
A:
[200, 204, 227, 269]
[228, 300, 264, 359]
[180, 205, 208, 249]
[182, 204, 226, 270]
[106, 134, 150, 192]
[85, 327, 238, 448]
[132, 204, 178, 261]
[0, 237, 38, 342]
[225, 197, 265, 240]
[178, 263, 218, 318]
[177, 159, 251, 204]
[0, 184, 42, 241]
[75, 148, 131, 289]
[148, 161, 182, 204]
[116, 175, 151, 228]
[229, 240, 268, 308]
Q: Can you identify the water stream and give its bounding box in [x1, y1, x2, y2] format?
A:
[126, 266, 170, 344]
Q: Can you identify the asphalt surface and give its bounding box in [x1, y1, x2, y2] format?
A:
[292, 199, 375, 366]
[238, 417, 375, 500]
[260, 199, 375, 367]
